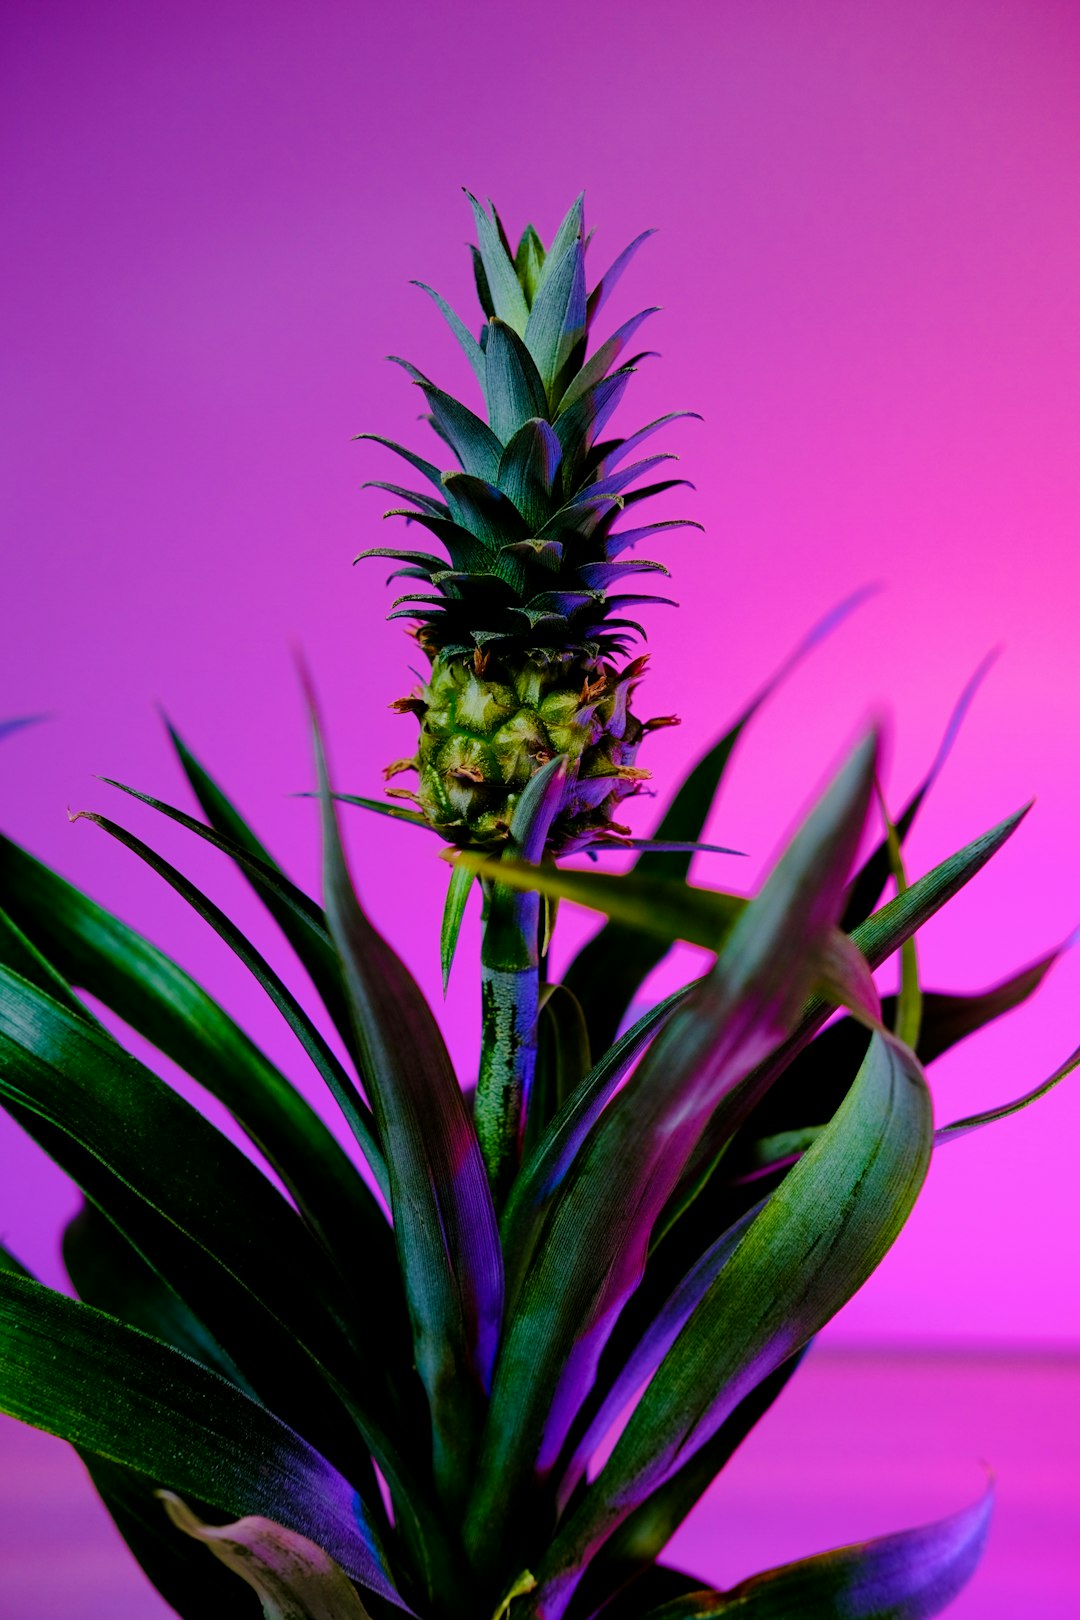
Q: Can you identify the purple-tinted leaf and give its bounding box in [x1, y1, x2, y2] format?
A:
[586, 229, 657, 322]
[465, 736, 878, 1584]
[553, 369, 636, 474]
[936, 1039, 1080, 1144]
[555, 1199, 767, 1510]
[531, 1031, 932, 1619]
[634, 1484, 992, 1620]
[604, 520, 704, 556]
[561, 309, 661, 413]
[577, 559, 670, 589]
[593, 412, 702, 476]
[841, 649, 999, 932]
[578, 1355, 808, 1613]
[501, 985, 693, 1308]
[0, 715, 49, 743]
[563, 589, 877, 1052]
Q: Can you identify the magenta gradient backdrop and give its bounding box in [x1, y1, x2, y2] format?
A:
[4, 0, 1080, 1376]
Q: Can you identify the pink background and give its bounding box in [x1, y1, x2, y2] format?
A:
[3, 3, 1080, 1612]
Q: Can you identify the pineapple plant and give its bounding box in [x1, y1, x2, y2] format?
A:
[0, 193, 1074, 1620]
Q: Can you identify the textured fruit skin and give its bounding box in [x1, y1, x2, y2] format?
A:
[390, 649, 655, 853]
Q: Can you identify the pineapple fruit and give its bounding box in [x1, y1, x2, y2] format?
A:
[0, 195, 1073, 1620]
[359, 192, 690, 855]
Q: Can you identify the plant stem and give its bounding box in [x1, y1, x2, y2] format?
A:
[475, 878, 541, 1205]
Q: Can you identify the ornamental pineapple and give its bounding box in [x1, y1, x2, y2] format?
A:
[0, 192, 1067, 1620]
[359, 193, 692, 853]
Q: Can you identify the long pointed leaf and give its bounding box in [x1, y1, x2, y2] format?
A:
[532, 1031, 933, 1619]
[563, 588, 876, 1050]
[0, 1272, 404, 1606]
[935, 1039, 1080, 1143]
[76, 808, 388, 1201]
[635, 1486, 992, 1620]
[501, 987, 692, 1310]
[841, 650, 999, 932]
[586, 229, 656, 321]
[485, 317, 550, 442]
[412, 279, 486, 385]
[0, 828, 395, 1258]
[166, 725, 363, 1066]
[466, 736, 878, 1582]
[311, 697, 503, 1512]
[0, 965, 396, 1487]
[466, 190, 530, 333]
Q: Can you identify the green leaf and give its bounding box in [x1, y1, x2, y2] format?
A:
[501, 986, 691, 1311]
[310, 695, 503, 1513]
[578, 1355, 807, 1610]
[160, 1494, 374, 1620]
[353, 433, 445, 493]
[634, 1485, 992, 1620]
[0, 965, 390, 1488]
[0, 830, 392, 1280]
[841, 650, 999, 932]
[559, 308, 660, 414]
[165, 724, 363, 1069]
[390, 359, 506, 482]
[75, 807, 388, 1203]
[411, 279, 486, 386]
[659, 804, 1031, 1242]
[302, 791, 433, 830]
[466, 736, 879, 1584]
[441, 859, 476, 991]
[496, 418, 563, 531]
[0, 897, 87, 1018]
[531, 1032, 933, 1617]
[524, 982, 592, 1163]
[514, 223, 546, 304]
[525, 234, 587, 401]
[442, 470, 530, 552]
[63, 1201, 251, 1389]
[563, 587, 878, 1051]
[485, 318, 550, 442]
[935, 1039, 1080, 1144]
[875, 781, 922, 1047]
[0, 1272, 403, 1606]
[449, 853, 746, 951]
[465, 191, 530, 334]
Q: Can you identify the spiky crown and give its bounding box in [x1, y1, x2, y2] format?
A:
[356, 192, 701, 665]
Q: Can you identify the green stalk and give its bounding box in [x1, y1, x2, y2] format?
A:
[474, 756, 568, 1204]
[476, 877, 541, 1205]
